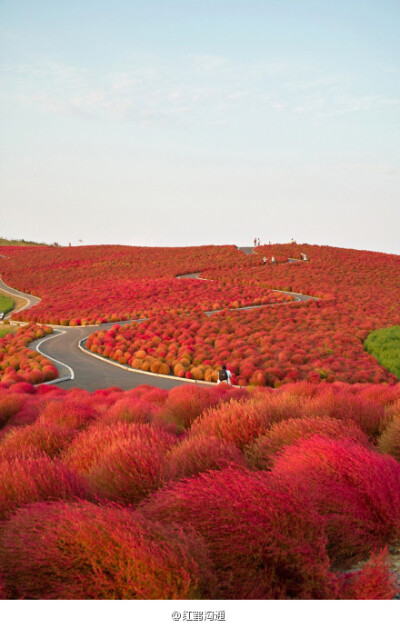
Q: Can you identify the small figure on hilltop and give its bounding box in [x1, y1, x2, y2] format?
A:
[257, 237, 261, 246]
[254, 238, 257, 247]
[303, 253, 308, 262]
[218, 365, 232, 385]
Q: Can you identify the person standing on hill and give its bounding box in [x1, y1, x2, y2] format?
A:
[254, 238, 257, 247]
[271, 256, 275, 265]
[218, 365, 232, 385]
[262, 256, 267, 265]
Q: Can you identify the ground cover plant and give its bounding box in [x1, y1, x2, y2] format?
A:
[0, 324, 57, 385]
[0, 379, 399, 600]
[365, 326, 400, 379]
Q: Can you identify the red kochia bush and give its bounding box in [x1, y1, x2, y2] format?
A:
[0, 501, 217, 599]
[270, 437, 400, 565]
[38, 399, 98, 430]
[140, 466, 333, 599]
[0, 456, 88, 520]
[160, 385, 219, 430]
[0, 393, 24, 428]
[245, 416, 369, 470]
[97, 397, 156, 426]
[87, 424, 177, 505]
[62, 422, 177, 475]
[189, 398, 272, 450]
[337, 549, 399, 600]
[0, 423, 77, 461]
[167, 435, 247, 480]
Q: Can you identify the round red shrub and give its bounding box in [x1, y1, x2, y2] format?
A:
[38, 399, 98, 430]
[97, 397, 156, 426]
[0, 455, 89, 520]
[87, 424, 177, 505]
[160, 385, 218, 430]
[0, 423, 77, 461]
[140, 466, 334, 599]
[190, 398, 272, 450]
[167, 435, 246, 480]
[0, 393, 24, 428]
[270, 436, 400, 566]
[245, 416, 369, 470]
[62, 422, 176, 475]
[0, 501, 217, 599]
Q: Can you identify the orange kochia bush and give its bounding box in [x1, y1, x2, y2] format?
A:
[0, 380, 399, 599]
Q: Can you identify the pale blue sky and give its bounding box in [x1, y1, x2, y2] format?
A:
[1, 1, 399, 252]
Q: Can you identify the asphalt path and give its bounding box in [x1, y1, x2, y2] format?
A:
[0, 249, 317, 391]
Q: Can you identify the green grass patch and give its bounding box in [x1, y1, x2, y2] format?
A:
[364, 326, 400, 379]
[0, 294, 14, 315]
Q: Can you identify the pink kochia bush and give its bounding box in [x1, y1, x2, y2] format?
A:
[0, 501, 217, 599]
[140, 466, 334, 599]
[270, 436, 400, 566]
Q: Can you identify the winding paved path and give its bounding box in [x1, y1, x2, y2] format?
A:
[0, 248, 317, 391]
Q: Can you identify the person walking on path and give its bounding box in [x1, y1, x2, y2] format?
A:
[218, 365, 232, 385]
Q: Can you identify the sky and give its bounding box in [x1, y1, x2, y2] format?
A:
[1, 0, 399, 253]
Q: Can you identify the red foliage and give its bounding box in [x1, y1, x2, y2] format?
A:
[0, 455, 89, 520]
[189, 398, 274, 450]
[38, 398, 98, 430]
[0, 501, 217, 599]
[270, 436, 400, 565]
[159, 384, 221, 430]
[245, 416, 369, 469]
[97, 397, 156, 426]
[86, 424, 177, 505]
[337, 549, 399, 600]
[0, 422, 77, 461]
[140, 466, 334, 599]
[167, 435, 246, 480]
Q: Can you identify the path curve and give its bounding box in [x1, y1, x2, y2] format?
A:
[0, 249, 318, 391]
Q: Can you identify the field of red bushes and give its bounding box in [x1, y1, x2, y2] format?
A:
[0, 244, 273, 325]
[0, 324, 57, 385]
[1, 242, 399, 387]
[85, 243, 400, 386]
[0, 379, 399, 600]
